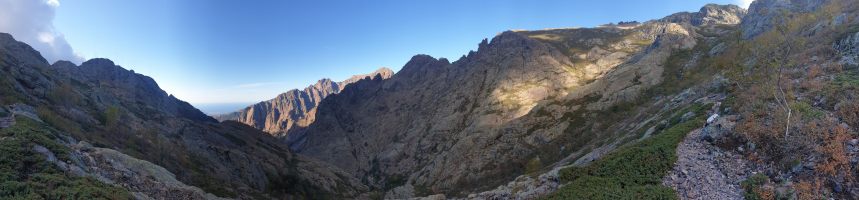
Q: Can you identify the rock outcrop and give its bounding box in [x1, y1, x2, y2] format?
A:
[835, 31, 859, 65]
[740, 0, 829, 38]
[661, 4, 747, 26]
[214, 68, 393, 137]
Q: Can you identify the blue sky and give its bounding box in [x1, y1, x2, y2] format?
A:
[16, 0, 748, 108]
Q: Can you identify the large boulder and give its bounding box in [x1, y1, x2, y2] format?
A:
[834, 31, 859, 66]
[740, 0, 829, 38]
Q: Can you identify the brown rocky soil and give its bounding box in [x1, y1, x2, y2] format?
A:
[662, 116, 761, 200]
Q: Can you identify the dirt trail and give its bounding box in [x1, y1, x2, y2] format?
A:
[662, 128, 756, 200]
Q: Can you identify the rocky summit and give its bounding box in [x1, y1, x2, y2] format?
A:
[4, 0, 859, 199]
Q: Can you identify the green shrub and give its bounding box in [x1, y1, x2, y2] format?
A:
[525, 156, 543, 176]
[0, 117, 132, 199]
[37, 107, 83, 136]
[47, 82, 81, 107]
[0, 76, 24, 105]
[384, 174, 407, 191]
[102, 106, 121, 128]
[834, 69, 859, 89]
[740, 173, 769, 200]
[791, 101, 824, 119]
[545, 106, 706, 200]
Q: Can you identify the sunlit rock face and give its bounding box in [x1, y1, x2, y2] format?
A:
[288, 4, 744, 197]
[214, 68, 394, 137]
[662, 4, 747, 26]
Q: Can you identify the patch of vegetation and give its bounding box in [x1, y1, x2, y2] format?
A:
[367, 191, 384, 200]
[47, 82, 81, 108]
[791, 101, 824, 119]
[650, 39, 724, 97]
[384, 174, 407, 191]
[740, 173, 770, 200]
[266, 167, 333, 200]
[0, 117, 132, 199]
[38, 107, 84, 137]
[413, 184, 432, 197]
[99, 106, 121, 129]
[524, 156, 543, 176]
[0, 75, 25, 105]
[544, 108, 706, 199]
[833, 69, 859, 89]
[668, 103, 711, 125]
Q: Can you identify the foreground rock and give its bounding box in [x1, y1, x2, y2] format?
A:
[66, 141, 225, 200]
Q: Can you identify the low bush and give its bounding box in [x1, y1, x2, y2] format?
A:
[0, 117, 131, 199]
[525, 156, 543, 176]
[545, 106, 706, 199]
[837, 99, 859, 128]
[740, 173, 770, 200]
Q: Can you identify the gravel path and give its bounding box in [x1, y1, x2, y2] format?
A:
[662, 127, 756, 200]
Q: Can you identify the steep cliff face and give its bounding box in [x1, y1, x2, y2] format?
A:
[215, 68, 393, 137]
[0, 33, 368, 199]
[288, 4, 745, 197]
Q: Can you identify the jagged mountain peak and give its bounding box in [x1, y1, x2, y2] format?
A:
[81, 57, 116, 66]
[397, 54, 449, 75]
[342, 67, 395, 85]
[214, 67, 395, 136]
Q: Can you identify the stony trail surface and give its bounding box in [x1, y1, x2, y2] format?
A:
[662, 127, 756, 200]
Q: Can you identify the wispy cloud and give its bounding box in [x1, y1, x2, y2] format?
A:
[0, 0, 84, 64]
[737, 0, 754, 9]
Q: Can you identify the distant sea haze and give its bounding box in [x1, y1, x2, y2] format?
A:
[193, 102, 253, 115]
